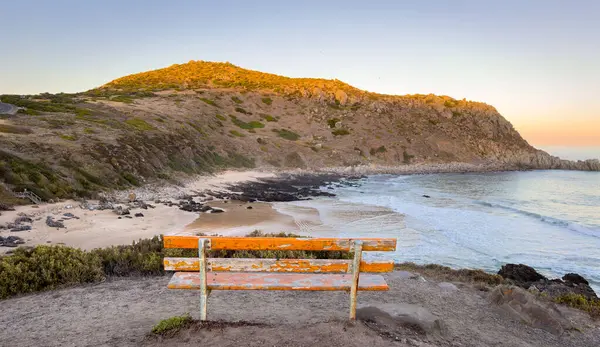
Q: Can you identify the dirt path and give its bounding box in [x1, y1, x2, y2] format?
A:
[1, 273, 598, 347]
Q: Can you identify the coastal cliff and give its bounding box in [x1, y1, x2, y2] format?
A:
[0, 61, 597, 201]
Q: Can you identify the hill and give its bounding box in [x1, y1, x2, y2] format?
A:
[0, 61, 598, 201]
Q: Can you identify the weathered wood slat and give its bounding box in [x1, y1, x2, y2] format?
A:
[168, 272, 389, 291]
[164, 236, 397, 251]
[164, 257, 394, 273]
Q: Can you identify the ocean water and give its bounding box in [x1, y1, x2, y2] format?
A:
[277, 170, 600, 291]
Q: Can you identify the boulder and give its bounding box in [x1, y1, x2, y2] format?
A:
[562, 273, 589, 286]
[357, 304, 446, 336]
[489, 286, 573, 335]
[134, 213, 144, 217]
[497, 264, 547, 285]
[45, 216, 65, 228]
[112, 206, 130, 216]
[437, 282, 459, 292]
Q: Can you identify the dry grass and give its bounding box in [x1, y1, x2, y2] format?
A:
[395, 262, 504, 286]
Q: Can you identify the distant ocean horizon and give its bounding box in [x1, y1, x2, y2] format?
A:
[540, 146, 600, 161]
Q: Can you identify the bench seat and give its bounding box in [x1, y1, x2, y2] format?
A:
[168, 272, 389, 291]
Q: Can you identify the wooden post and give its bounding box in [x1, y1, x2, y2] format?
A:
[349, 240, 363, 320]
[198, 238, 208, 321]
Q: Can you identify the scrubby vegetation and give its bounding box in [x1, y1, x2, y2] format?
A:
[228, 115, 264, 129]
[260, 114, 277, 122]
[234, 107, 252, 115]
[554, 294, 600, 318]
[199, 97, 218, 107]
[331, 129, 350, 136]
[151, 314, 192, 335]
[272, 129, 300, 141]
[60, 134, 78, 141]
[215, 114, 227, 121]
[370, 146, 387, 155]
[395, 262, 504, 286]
[110, 95, 134, 104]
[327, 118, 341, 128]
[261, 97, 273, 105]
[231, 96, 243, 104]
[229, 130, 245, 137]
[0, 233, 352, 300]
[125, 118, 155, 131]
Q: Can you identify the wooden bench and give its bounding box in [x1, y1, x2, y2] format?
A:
[163, 235, 397, 320]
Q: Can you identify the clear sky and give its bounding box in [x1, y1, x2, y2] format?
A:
[1, 0, 599, 147]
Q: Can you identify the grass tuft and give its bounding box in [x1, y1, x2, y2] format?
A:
[125, 118, 155, 131]
[261, 97, 273, 105]
[272, 129, 300, 141]
[199, 97, 218, 107]
[0, 124, 33, 134]
[151, 314, 192, 335]
[554, 294, 600, 318]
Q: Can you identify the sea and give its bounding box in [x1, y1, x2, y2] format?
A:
[276, 170, 600, 292]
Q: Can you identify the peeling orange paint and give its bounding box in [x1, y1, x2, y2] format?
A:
[168, 272, 389, 291]
[164, 236, 397, 251]
[164, 258, 394, 273]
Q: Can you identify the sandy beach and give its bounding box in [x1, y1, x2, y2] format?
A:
[0, 170, 280, 254]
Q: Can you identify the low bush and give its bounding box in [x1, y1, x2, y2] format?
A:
[395, 262, 504, 286]
[331, 129, 350, 136]
[215, 114, 227, 121]
[60, 134, 78, 141]
[370, 146, 387, 155]
[125, 118, 155, 131]
[199, 98, 218, 107]
[228, 115, 264, 129]
[231, 96, 243, 104]
[403, 150, 415, 164]
[229, 130, 245, 137]
[272, 129, 300, 141]
[260, 114, 277, 122]
[554, 294, 600, 318]
[327, 118, 341, 128]
[235, 107, 252, 115]
[151, 314, 192, 335]
[110, 95, 134, 104]
[261, 97, 273, 105]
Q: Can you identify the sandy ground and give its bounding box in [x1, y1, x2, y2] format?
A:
[184, 201, 300, 236]
[1, 272, 598, 347]
[0, 170, 277, 254]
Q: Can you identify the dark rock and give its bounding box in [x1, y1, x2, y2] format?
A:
[246, 206, 253, 209]
[210, 208, 225, 213]
[45, 216, 65, 228]
[125, 215, 133, 219]
[134, 213, 144, 217]
[179, 200, 204, 212]
[10, 225, 32, 232]
[0, 203, 15, 211]
[199, 205, 212, 213]
[562, 273, 589, 286]
[498, 264, 547, 284]
[63, 213, 79, 219]
[0, 235, 25, 247]
[118, 217, 122, 219]
[422, 195, 431, 198]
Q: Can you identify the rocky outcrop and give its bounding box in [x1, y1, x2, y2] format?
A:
[498, 264, 597, 300]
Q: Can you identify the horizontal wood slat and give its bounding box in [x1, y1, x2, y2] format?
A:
[163, 236, 396, 252]
[168, 272, 389, 291]
[164, 257, 394, 273]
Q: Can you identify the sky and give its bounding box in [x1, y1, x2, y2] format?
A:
[1, 0, 599, 149]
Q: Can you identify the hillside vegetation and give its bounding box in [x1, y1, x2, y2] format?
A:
[1, 61, 598, 202]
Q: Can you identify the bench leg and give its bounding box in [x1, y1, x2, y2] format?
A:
[349, 240, 363, 320]
[198, 238, 208, 321]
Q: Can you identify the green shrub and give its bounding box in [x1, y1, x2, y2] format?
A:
[122, 172, 140, 186]
[247, 121, 265, 129]
[231, 96, 243, 104]
[125, 118, 154, 131]
[228, 115, 264, 129]
[18, 108, 40, 116]
[554, 294, 600, 318]
[151, 314, 192, 335]
[331, 129, 350, 136]
[235, 107, 252, 115]
[0, 246, 105, 299]
[229, 130, 245, 137]
[83, 128, 95, 134]
[260, 114, 277, 122]
[60, 134, 77, 141]
[272, 129, 300, 141]
[370, 146, 387, 155]
[215, 114, 226, 121]
[0, 124, 33, 134]
[199, 97, 218, 107]
[261, 97, 273, 105]
[403, 150, 415, 164]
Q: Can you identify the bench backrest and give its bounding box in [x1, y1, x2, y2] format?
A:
[163, 236, 397, 274]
